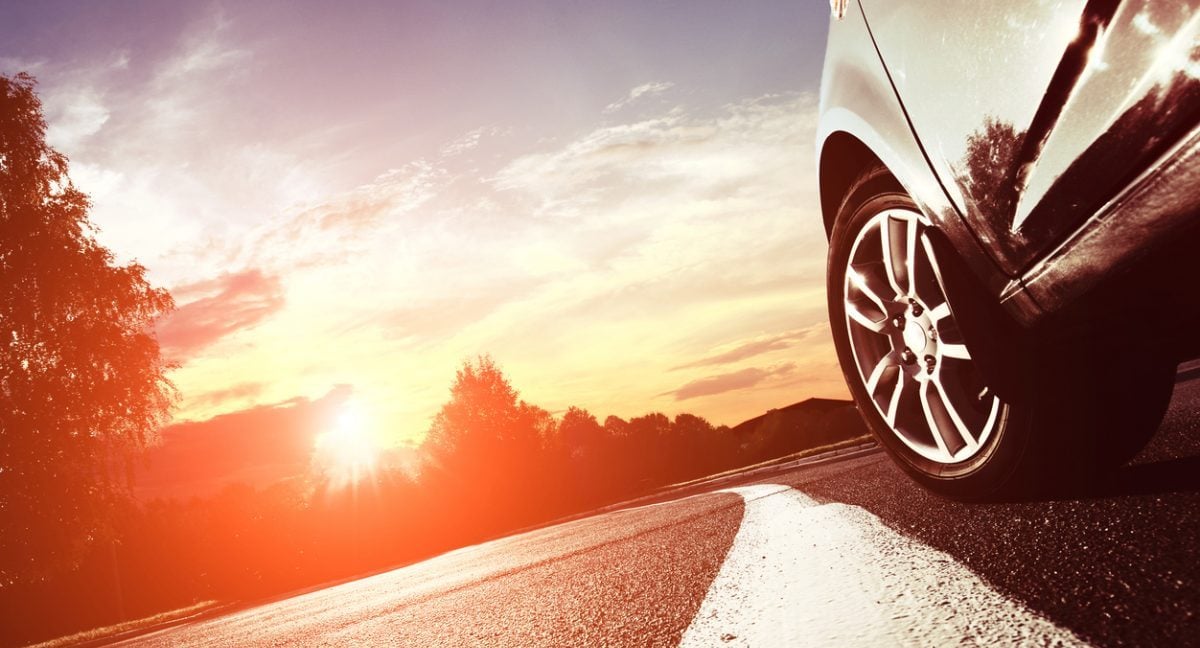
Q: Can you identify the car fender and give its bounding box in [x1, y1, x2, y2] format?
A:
[816, 2, 1012, 298]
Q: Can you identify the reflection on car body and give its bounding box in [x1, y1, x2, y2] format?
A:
[818, 0, 1200, 499]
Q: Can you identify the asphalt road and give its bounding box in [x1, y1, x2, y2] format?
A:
[119, 370, 1200, 647]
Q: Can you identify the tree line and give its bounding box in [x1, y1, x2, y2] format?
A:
[1, 355, 863, 645]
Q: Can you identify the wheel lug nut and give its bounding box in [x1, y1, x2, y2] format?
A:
[909, 299, 924, 316]
[901, 349, 916, 364]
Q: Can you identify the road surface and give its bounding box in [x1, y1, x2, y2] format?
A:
[118, 370, 1200, 647]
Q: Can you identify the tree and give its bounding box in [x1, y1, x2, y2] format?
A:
[559, 406, 609, 505]
[669, 413, 719, 479]
[560, 406, 604, 461]
[421, 356, 553, 532]
[627, 412, 671, 484]
[0, 73, 175, 585]
[423, 355, 525, 470]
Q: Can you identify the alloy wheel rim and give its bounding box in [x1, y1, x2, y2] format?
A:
[842, 208, 1001, 464]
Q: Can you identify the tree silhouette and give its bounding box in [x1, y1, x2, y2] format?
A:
[560, 406, 613, 505]
[669, 413, 721, 478]
[0, 73, 175, 585]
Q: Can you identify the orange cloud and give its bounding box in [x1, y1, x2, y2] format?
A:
[671, 327, 824, 370]
[135, 385, 352, 500]
[188, 382, 266, 409]
[157, 269, 284, 361]
[665, 363, 797, 401]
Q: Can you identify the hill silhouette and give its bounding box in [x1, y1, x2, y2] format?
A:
[730, 397, 866, 464]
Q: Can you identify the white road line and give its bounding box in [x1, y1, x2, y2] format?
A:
[679, 484, 1090, 647]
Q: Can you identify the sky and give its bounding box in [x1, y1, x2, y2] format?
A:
[1, 1, 840, 489]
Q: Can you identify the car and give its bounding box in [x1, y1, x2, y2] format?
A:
[817, 0, 1200, 499]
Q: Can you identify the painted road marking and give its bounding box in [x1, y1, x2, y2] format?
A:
[679, 484, 1090, 647]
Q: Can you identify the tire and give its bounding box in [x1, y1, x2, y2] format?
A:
[827, 165, 1174, 500]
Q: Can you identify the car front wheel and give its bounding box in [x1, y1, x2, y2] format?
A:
[827, 165, 1174, 500]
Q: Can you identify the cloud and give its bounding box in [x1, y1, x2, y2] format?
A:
[450, 92, 830, 423]
[439, 126, 507, 157]
[440, 128, 484, 157]
[17, 0, 840, 439]
[0, 57, 47, 78]
[44, 88, 110, 150]
[26, 9, 306, 288]
[157, 269, 285, 361]
[188, 382, 266, 409]
[493, 93, 817, 223]
[232, 160, 452, 276]
[135, 385, 352, 500]
[144, 11, 250, 133]
[310, 162, 446, 232]
[372, 282, 543, 345]
[604, 81, 675, 114]
[672, 327, 824, 370]
[158, 16, 243, 79]
[665, 363, 797, 401]
[154, 91, 824, 436]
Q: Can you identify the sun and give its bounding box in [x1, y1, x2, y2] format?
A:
[314, 403, 380, 485]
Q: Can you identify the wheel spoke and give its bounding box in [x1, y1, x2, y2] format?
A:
[929, 302, 951, 322]
[913, 232, 956, 312]
[904, 216, 918, 297]
[919, 234, 950, 303]
[933, 376, 979, 451]
[880, 215, 910, 298]
[940, 343, 971, 360]
[847, 268, 892, 311]
[864, 353, 897, 396]
[918, 380, 953, 459]
[920, 232, 941, 275]
[847, 304, 887, 333]
[884, 370, 906, 428]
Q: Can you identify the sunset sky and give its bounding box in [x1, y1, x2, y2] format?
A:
[1, 1, 841, 480]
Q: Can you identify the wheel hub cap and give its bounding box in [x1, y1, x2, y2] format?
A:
[902, 313, 929, 354]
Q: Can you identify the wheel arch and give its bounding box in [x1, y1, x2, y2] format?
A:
[816, 108, 1014, 301]
[819, 131, 885, 240]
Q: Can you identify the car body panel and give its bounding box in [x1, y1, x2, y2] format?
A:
[1003, 124, 1200, 324]
[820, 0, 1200, 327]
[857, 0, 1087, 273]
[860, 0, 1200, 274]
[1008, 1, 1200, 249]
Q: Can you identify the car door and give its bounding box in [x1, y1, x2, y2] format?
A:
[860, 0, 1200, 276]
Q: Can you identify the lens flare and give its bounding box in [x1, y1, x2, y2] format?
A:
[314, 402, 380, 486]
